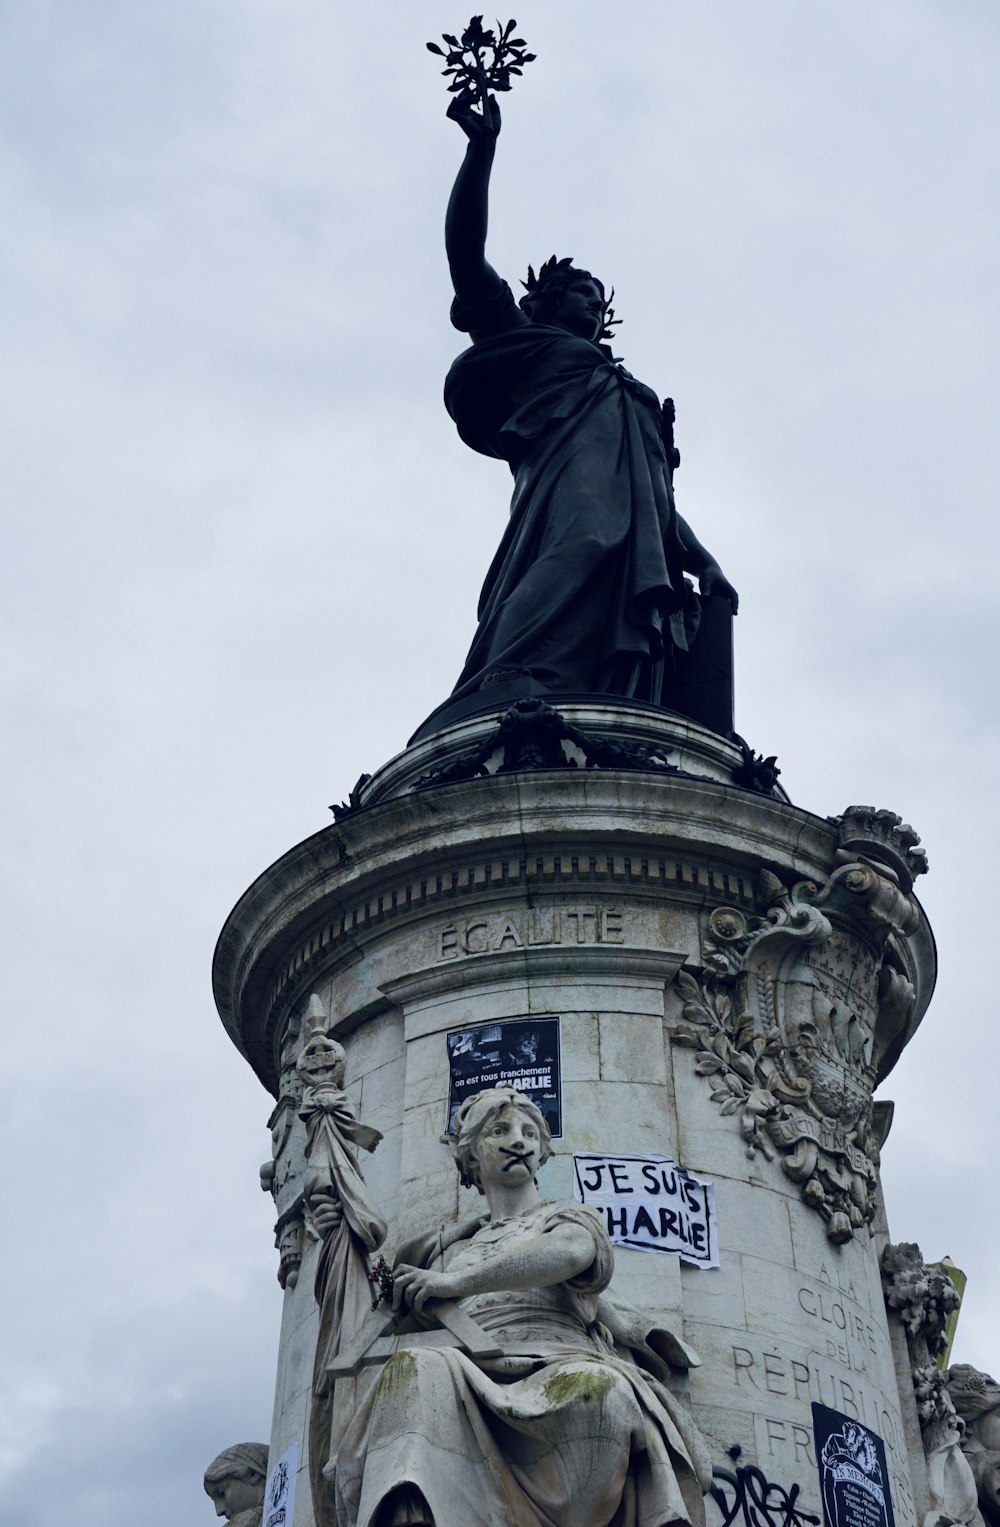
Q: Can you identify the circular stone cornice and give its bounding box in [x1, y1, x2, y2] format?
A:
[213, 765, 935, 1096]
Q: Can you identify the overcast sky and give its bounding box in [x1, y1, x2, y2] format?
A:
[2, 3, 998, 1523]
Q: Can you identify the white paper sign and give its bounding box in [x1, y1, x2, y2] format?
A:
[572, 1152, 718, 1267]
[263, 1443, 298, 1527]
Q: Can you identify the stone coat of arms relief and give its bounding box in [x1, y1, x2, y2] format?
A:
[673, 808, 927, 1243]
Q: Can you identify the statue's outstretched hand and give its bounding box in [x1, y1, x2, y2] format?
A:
[447, 93, 501, 142]
[392, 1263, 457, 1316]
[699, 562, 739, 615]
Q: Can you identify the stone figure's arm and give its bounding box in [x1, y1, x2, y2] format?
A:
[392, 1220, 595, 1315]
[445, 94, 506, 311]
[675, 512, 740, 615]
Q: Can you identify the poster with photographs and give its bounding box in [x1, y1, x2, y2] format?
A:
[812, 1404, 895, 1527]
[446, 1017, 562, 1137]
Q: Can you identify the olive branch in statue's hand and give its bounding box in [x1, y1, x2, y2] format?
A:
[427, 16, 536, 121]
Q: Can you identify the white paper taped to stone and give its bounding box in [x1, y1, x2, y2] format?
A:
[572, 1153, 718, 1267]
[263, 1442, 298, 1527]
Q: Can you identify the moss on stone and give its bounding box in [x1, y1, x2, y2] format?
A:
[542, 1366, 614, 1409]
[379, 1349, 418, 1396]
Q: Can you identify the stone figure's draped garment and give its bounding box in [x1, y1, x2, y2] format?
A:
[444, 282, 696, 706]
[300, 1085, 387, 1527]
[333, 1201, 710, 1527]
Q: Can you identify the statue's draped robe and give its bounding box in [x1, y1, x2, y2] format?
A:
[444, 282, 697, 706]
[301, 1087, 387, 1527]
[333, 1201, 710, 1527]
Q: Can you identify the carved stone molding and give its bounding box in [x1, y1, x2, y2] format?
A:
[411, 697, 683, 791]
[673, 817, 927, 1243]
[262, 848, 756, 1045]
[332, 700, 786, 807]
[832, 806, 929, 894]
[215, 765, 934, 1100]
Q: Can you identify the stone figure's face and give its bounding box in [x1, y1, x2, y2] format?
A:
[551, 276, 606, 341]
[207, 1474, 264, 1519]
[473, 1103, 541, 1187]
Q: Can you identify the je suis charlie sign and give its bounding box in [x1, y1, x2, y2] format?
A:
[572, 1152, 718, 1266]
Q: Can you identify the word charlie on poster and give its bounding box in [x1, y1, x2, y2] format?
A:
[572, 1153, 718, 1267]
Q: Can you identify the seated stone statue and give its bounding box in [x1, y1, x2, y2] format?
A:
[331, 1086, 710, 1527]
[203, 1443, 269, 1527]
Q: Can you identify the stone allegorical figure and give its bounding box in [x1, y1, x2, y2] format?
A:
[947, 1365, 1000, 1527]
[333, 1086, 711, 1527]
[296, 1012, 387, 1527]
[203, 1443, 270, 1527]
[428, 87, 738, 729]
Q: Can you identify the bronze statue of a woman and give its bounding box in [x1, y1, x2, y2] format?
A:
[414, 52, 738, 741]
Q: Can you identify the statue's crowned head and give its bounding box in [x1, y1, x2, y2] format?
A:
[520, 256, 618, 343]
[450, 1086, 553, 1192]
[203, 1443, 269, 1520]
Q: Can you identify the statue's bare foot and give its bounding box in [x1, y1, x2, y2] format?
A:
[377, 1483, 434, 1526]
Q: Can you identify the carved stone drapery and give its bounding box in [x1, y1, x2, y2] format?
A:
[672, 808, 925, 1243]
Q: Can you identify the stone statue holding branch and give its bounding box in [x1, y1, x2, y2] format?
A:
[418, 19, 738, 739]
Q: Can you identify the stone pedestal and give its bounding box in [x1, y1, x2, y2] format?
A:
[214, 703, 935, 1527]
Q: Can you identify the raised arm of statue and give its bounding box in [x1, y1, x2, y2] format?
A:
[444, 94, 507, 312]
